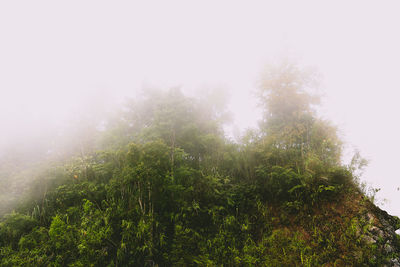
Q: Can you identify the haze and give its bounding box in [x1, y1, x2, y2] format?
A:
[1, 1, 400, 215]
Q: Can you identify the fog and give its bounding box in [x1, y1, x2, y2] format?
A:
[1, 1, 400, 215]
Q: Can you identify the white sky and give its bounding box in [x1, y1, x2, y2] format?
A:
[1, 0, 400, 215]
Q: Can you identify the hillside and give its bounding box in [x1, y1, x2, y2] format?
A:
[1, 64, 400, 266]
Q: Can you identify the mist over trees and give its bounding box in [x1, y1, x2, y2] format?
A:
[0, 62, 397, 266]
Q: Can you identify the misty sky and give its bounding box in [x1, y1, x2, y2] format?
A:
[1, 1, 400, 215]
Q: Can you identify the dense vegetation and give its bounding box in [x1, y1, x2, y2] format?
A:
[1, 63, 399, 266]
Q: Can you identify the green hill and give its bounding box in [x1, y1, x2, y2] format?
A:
[1, 63, 399, 266]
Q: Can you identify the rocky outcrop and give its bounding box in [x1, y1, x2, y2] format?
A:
[362, 204, 400, 266]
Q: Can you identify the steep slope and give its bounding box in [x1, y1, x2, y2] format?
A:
[1, 155, 399, 266]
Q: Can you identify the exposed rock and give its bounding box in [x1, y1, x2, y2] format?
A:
[391, 258, 400, 267]
[364, 204, 400, 265]
[362, 235, 376, 245]
[385, 243, 394, 254]
[366, 212, 377, 224]
[370, 225, 385, 239]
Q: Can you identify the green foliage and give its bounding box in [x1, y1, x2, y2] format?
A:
[257, 62, 342, 176]
[0, 66, 391, 265]
[0, 213, 37, 249]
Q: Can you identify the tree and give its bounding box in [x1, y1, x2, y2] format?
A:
[257, 61, 342, 175]
[110, 87, 229, 173]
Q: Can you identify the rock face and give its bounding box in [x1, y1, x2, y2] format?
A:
[362, 204, 400, 266]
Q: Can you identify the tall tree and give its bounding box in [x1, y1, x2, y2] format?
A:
[257, 61, 341, 174]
